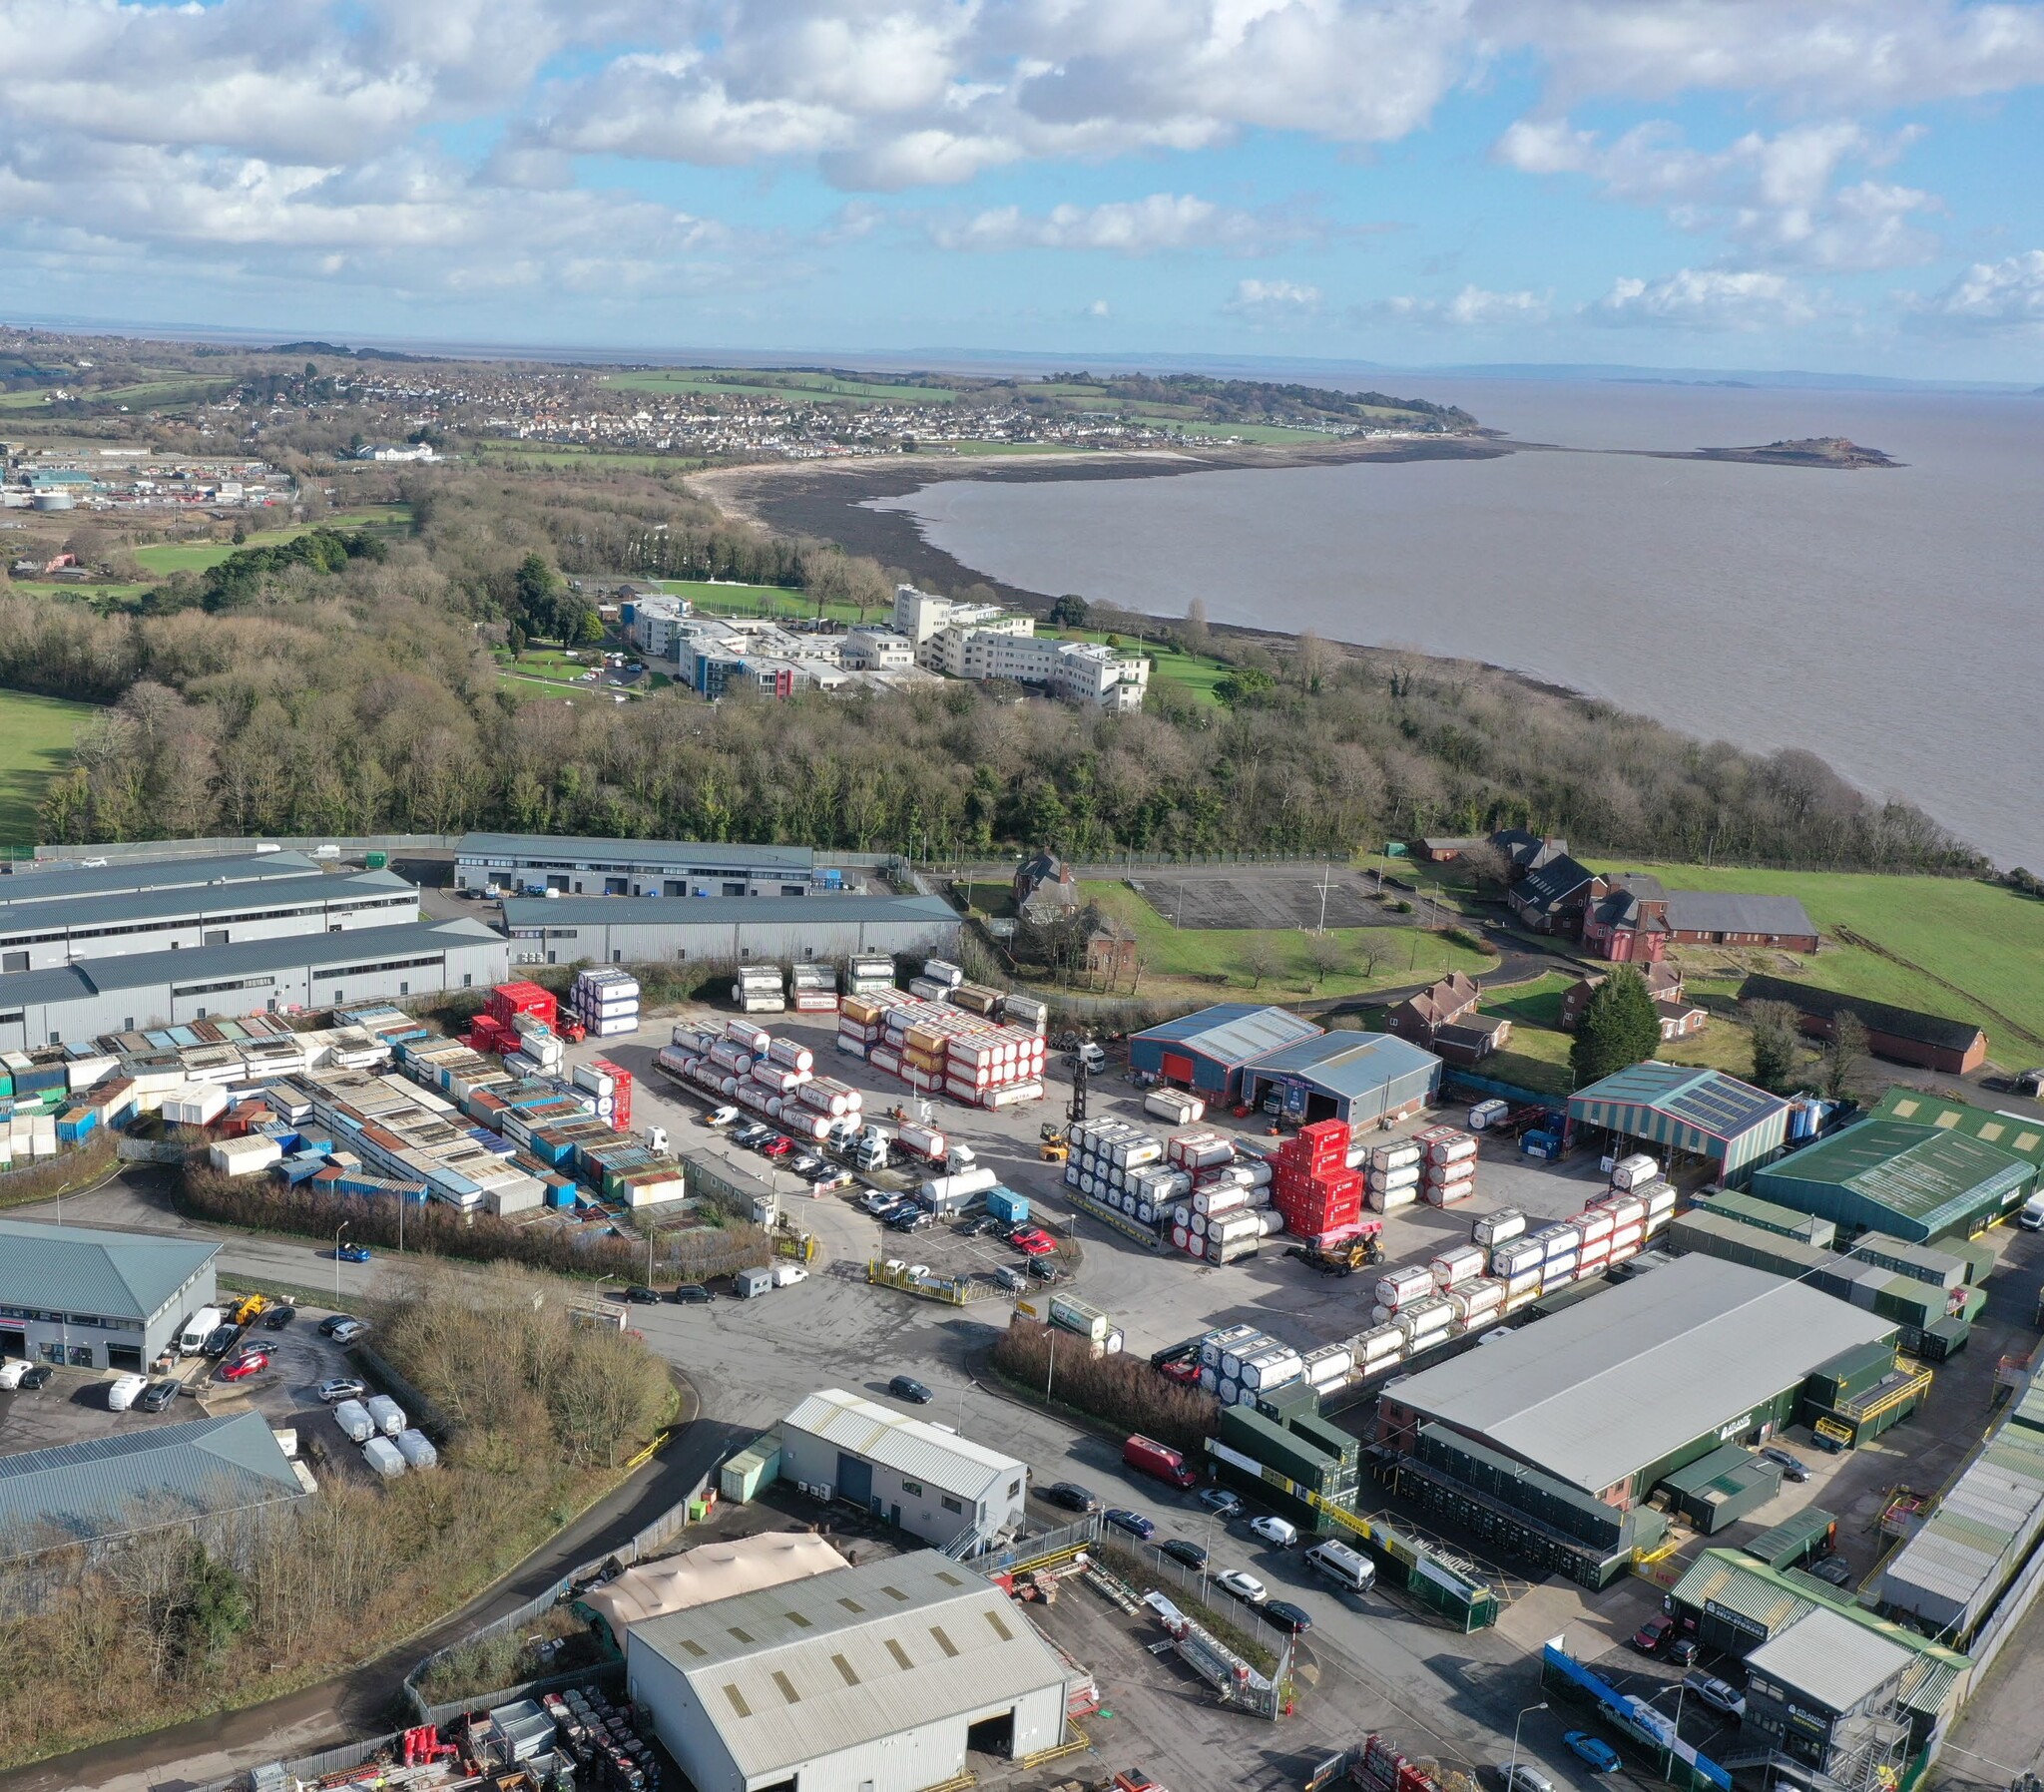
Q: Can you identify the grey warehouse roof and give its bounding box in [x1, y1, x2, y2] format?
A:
[782, 1388, 1023, 1504]
[458, 831, 812, 872]
[501, 893, 955, 929]
[1665, 892, 1818, 938]
[630, 1551, 1066, 1780]
[1745, 1605, 1917, 1711]
[0, 851, 322, 906]
[0, 917, 504, 1011]
[1134, 1003, 1323, 1068]
[1247, 1029, 1438, 1096]
[0, 869, 410, 942]
[0, 1218, 218, 1321]
[1385, 1256, 1894, 1494]
[0, 1412, 303, 1560]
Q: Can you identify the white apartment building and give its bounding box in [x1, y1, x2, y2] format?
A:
[626, 595, 696, 660]
[892, 582, 1010, 646]
[842, 625, 917, 670]
[894, 585, 1148, 711]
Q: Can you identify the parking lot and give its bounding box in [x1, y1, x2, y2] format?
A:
[1126, 867, 1397, 931]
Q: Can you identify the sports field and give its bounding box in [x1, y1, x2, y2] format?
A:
[0, 688, 97, 845]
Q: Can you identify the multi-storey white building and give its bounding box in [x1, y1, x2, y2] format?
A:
[893, 586, 1148, 710]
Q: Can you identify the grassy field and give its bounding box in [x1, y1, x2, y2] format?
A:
[1080, 880, 1493, 1004]
[0, 388, 54, 410]
[1132, 417, 1335, 445]
[0, 687, 98, 845]
[481, 442, 702, 472]
[602, 369, 957, 403]
[130, 508, 410, 578]
[1587, 861, 2044, 1051]
[916, 440, 1090, 456]
[9, 581, 151, 606]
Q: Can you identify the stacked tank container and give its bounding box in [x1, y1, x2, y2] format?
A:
[1472, 1207, 1527, 1250]
[572, 1058, 633, 1129]
[1488, 1235, 1547, 1311]
[655, 1018, 861, 1143]
[1416, 1123, 1478, 1207]
[844, 954, 895, 997]
[571, 968, 640, 1039]
[1363, 1137, 1422, 1213]
[789, 963, 839, 1014]
[734, 965, 785, 1014]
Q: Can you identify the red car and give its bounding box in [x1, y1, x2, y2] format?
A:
[1631, 1615, 1674, 1654]
[759, 1133, 793, 1158]
[220, 1349, 269, 1382]
[1013, 1230, 1057, 1257]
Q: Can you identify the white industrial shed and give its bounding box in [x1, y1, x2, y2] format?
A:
[502, 894, 961, 969]
[455, 832, 814, 897]
[626, 1551, 1071, 1792]
[777, 1388, 1027, 1551]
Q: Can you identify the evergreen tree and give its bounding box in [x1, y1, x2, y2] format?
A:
[1744, 999, 1802, 1093]
[1571, 967, 1662, 1089]
[1821, 1009, 1868, 1101]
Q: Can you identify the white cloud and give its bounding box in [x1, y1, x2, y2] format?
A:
[926, 194, 1322, 256]
[1588, 267, 1823, 331]
[1368, 283, 1551, 324]
[1084, 298, 1110, 317]
[1905, 251, 2044, 333]
[1495, 116, 1939, 270]
[1223, 278, 1322, 321]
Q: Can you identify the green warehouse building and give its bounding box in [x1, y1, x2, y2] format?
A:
[1753, 1117, 2035, 1244]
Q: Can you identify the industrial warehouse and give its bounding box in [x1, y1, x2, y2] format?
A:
[0, 848, 336, 907]
[453, 831, 820, 897]
[1566, 1061, 1791, 1186]
[1752, 1116, 2037, 1244]
[0, 1218, 220, 1371]
[502, 893, 961, 968]
[1376, 1256, 1899, 1584]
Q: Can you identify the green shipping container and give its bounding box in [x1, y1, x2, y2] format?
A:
[365, 850, 388, 869]
[1219, 1405, 1341, 1493]
[1288, 1413, 1361, 1473]
[719, 1432, 781, 1503]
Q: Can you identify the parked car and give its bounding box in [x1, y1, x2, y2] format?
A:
[1667, 1637, 1700, 1667]
[138, 1380, 182, 1413]
[0, 1359, 31, 1389]
[1499, 1765, 1555, 1792]
[887, 1208, 933, 1233]
[1761, 1446, 1810, 1483]
[1199, 1489, 1245, 1520]
[1161, 1539, 1209, 1569]
[1216, 1569, 1267, 1605]
[1249, 1515, 1299, 1549]
[1264, 1599, 1313, 1634]
[1685, 1674, 1746, 1717]
[260, 1304, 296, 1330]
[994, 1265, 1028, 1292]
[888, 1374, 933, 1404]
[107, 1373, 150, 1412]
[1040, 1481, 1100, 1514]
[1564, 1734, 1622, 1774]
[203, 1324, 242, 1358]
[703, 1106, 739, 1127]
[336, 1242, 372, 1263]
[317, 1314, 359, 1338]
[1104, 1509, 1156, 1540]
[1808, 1554, 1854, 1586]
[623, 1285, 661, 1305]
[788, 1153, 826, 1178]
[1027, 1258, 1063, 1282]
[1631, 1615, 1674, 1654]
[758, 1133, 793, 1158]
[17, 1363, 53, 1390]
[327, 1318, 368, 1345]
[671, 1284, 713, 1305]
[811, 1169, 853, 1193]
[220, 1350, 269, 1382]
[316, 1378, 367, 1404]
[731, 1122, 769, 1147]
[861, 1189, 897, 1215]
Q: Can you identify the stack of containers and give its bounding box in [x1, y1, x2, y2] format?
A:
[1472, 1208, 1527, 1252]
[1067, 1118, 1161, 1206]
[789, 964, 839, 1013]
[1197, 1324, 1265, 1396]
[1355, 1322, 1405, 1377]
[1301, 1342, 1354, 1396]
[507, 1013, 565, 1077]
[1390, 1294, 1455, 1354]
[836, 988, 911, 1057]
[948, 983, 1002, 1017]
[1146, 1088, 1206, 1126]
[1126, 1160, 1192, 1227]
[733, 965, 785, 1014]
[1363, 1138, 1422, 1213]
[1371, 1264, 1435, 1326]
[1233, 1342, 1305, 1407]
[571, 968, 641, 1039]
[1529, 1220, 1584, 1292]
[908, 958, 965, 1002]
[572, 1058, 634, 1129]
[1271, 1119, 1365, 1247]
[1573, 1204, 1616, 1279]
[1442, 1275, 1508, 1328]
[1489, 1235, 1546, 1312]
[488, 981, 558, 1032]
[844, 954, 895, 997]
[942, 1025, 1046, 1109]
[1002, 994, 1048, 1037]
[1416, 1124, 1478, 1207]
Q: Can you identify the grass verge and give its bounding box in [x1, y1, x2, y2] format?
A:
[0, 686, 98, 846]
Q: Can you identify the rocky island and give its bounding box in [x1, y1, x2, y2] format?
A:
[1679, 436, 1900, 469]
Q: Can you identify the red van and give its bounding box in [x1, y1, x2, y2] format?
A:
[1123, 1434, 1199, 1489]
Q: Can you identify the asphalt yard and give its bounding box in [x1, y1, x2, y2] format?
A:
[1126, 867, 1397, 931]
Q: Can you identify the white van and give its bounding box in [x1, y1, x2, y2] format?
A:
[179, 1307, 224, 1355]
[107, 1374, 149, 1412]
[0, 1359, 32, 1390]
[1304, 1540, 1377, 1594]
[2020, 1192, 2044, 1231]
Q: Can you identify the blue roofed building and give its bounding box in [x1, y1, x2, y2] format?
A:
[1241, 1030, 1441, 1126]
[1128, 1004, 1323, 1104]
[0, 1412, 305, 1566]
[1568, 1062, 1791, 1186]
[0, 1217, 219, 1372]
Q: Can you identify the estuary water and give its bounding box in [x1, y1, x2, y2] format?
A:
[867, 379, 2044, 869]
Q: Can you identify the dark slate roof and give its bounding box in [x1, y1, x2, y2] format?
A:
[1511, 853, 1597, 913]
[0, 1412, 304, 1558]
[1492, 830, 1570, 869]
[0, 851, 322, 906]
[1666, 892, 1817, 938]
[0, 1218, 218, 1321]
[1739, 976, 1983, 1052]
[457, 832, 812, 873]
[0, 869, 409, 942]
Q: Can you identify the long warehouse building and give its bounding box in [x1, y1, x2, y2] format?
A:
[455, 831, 818, 897]
[503, 893, 961, 968]
[0, 868, 418, 973]
[1, 849, 332, 906]
[0, 918, 508, 1050]
[0, 1217, 220, 1372]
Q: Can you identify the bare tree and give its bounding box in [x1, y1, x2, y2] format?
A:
[1244, 939, 1279, 990]
[1306, 933, 1344, 989]
[1182, 598, 1210, 655]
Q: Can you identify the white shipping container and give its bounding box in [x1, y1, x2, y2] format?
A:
[1357, 1323, 1405, 1362]
[1370, 1140, 1422, 1172]
[1374, 1266, 1435, 1309]
[1472, 1207, 1527, 1248]
[1610, 1152, 1661, 1190]
[1425, 1133, 1479, 1166]
[1429, 1244, 1487, 1289]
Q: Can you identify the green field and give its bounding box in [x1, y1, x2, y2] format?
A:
[131, 508, 409, 578]
[0, 388, 54, 410]
[482, 442, 700, 472]
[8, 580, 151, 607]
[1132, 417, 1334, 445]
[916, 439, 1090, 456]
[1081, 880, 1493, 1002]
[602, 369, 956, 404]
[0, 688, 97, 845]
[657, 579, 880, 625]
[1587, 861, 2044, 1051]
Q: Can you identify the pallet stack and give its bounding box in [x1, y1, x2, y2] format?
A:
[1270, 1118, 1364, 1248]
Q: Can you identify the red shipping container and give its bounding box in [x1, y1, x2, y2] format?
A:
[487, 980, 558, 1028]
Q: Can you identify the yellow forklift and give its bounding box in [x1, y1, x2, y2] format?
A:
[1038, 1122, 1070, 1163]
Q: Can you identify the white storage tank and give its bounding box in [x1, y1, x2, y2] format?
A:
[1472, 1207, 1527, 1249]
[1610, 1152, 1661, 1190]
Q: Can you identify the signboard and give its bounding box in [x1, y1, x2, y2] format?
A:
[1704, 1598, 1771, 1641]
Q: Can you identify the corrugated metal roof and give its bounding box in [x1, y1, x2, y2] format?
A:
[458, 832, 812, 872]
[630, 1551, 1066, 1779]
[1244, 1030, 1439, 1098]
[0, 1217, 218, 1321]
[0, 869, 410, 943]
[1874, 1091, 2044, 1168]
[1664, 893, 1817, 938]
[0, 851, 322, 906]
[500, 894, 954, 928]
[1897, 1655, 1963, 1718]
[1568, 1063, 1788, 1145]
[1133, 1004, 1322, 1068]
[781, 1390, 1024, 1505]
[0, 1412, 303, 1558]
[1747, 1606, 1917, 1712]
[1745, 980, 1987, 1058]
[1764, 1120, 2031, 1221]
[1671, 1553, 1812, 1632]
[1385, 1256, 1895, 1494]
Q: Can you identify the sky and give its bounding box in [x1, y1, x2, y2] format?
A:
[6, 0, 2044, 380]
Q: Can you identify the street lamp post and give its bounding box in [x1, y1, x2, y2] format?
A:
[334, 1220, 349, 1303]
[1508, 1702, 1549, 1788]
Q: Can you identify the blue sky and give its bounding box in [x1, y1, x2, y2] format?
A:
[5, 0, 2044, 378]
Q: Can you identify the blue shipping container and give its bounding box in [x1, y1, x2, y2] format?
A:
[986, 1186, 1029, 1224]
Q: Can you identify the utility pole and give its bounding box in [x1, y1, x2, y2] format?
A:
[1312, 861, 1336, 935]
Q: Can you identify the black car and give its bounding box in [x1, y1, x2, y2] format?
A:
[1264, 1599, 1314, 1635]
[260, 1305, 296, 1331]
[202, 1324, 242, 1357]
[1809, 1554, 1854, 1586]
[887, 1208, 933, 1233]
[1161, 1539, 1209, 1569]
[138, 1380, 182, 1413]
[624, 1285, 661, 1305]
[1028, 1259, 1062, 1281]
[1040, 1481, 1099, 1514]
[888, 1374, 933, 1404]
[1667, 1636, 1701, 1667]
[1761, 1446, 1810, 1483]
[17, 1363, 53, 1390]
[317, 1313, 361, 1338]
[671, 1283, 713, 1305]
